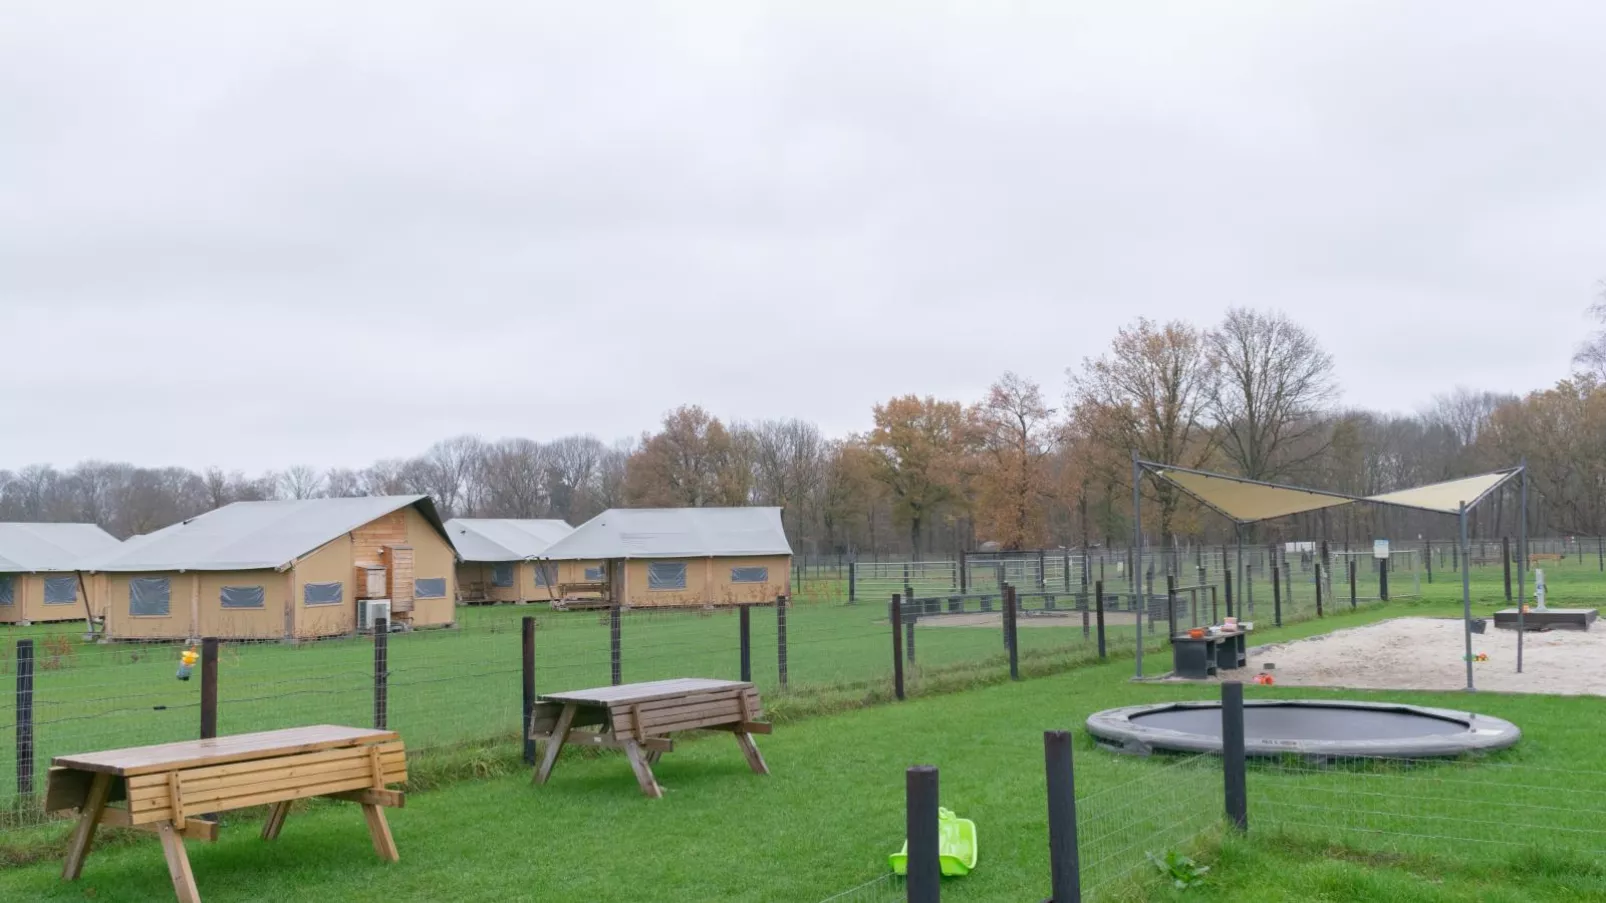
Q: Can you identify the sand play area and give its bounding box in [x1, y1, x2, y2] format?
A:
[1187, 616, 1606, 695]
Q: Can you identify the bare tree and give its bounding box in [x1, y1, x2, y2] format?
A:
[410, 435, 488, 517]
[277, 465, 325, 500]
[1206, 308, 1338, 481]
[747, 419, 827, 549]
[358, 459, 412, 496]
[1573, 285, 1606, 379]
[479, 438, 550, 517]
[546, 434, 605, 521]
[324, 468, 366, 498]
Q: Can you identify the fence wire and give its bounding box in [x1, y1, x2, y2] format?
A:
[1077, 753, 1221, 899]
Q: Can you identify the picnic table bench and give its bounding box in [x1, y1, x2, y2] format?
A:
[530, 677, 771, 797]
[1171, 626, 1252, 680]
[46, 725, 406, 903]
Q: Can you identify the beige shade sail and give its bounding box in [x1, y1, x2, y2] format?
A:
[1362, 470, 1520, 515]
[1148, 467, 1358, 524]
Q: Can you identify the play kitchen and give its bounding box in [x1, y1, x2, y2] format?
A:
[1170, 617, 1254, 680]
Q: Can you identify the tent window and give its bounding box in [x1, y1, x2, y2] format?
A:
[647, 562, 687, 591]
[730, 566, 768, 584]
[491, 563, 514, 587]
[221, 586, 266, 609]
[0, 575, 12, 605]
[130, 577, 171, 616]
[44, 576, 78, 604]
[534, 566, 550, 587]
[415, 578, 447, 599]
[584, 566, 604, 581]
[304, 582, 343, 606]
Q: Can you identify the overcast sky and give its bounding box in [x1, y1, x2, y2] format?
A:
[3, 1, 1603, 473]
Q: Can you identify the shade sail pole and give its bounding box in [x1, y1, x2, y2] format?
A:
[1235, 524, 1245, 620]
[1132, 451, 1143, 679]
[1517, 460, 1527, 673]
[1461, 500, 1474, 692]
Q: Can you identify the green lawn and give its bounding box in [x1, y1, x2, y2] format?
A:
[0, 562, 1601, 899]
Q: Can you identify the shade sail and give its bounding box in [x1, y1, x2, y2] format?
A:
[1362, 470, 1520, 515]
[1147, 466, 1358, 524]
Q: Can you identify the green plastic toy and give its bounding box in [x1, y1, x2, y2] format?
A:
[889, 808, 977, 877]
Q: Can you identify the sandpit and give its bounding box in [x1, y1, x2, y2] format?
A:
[1184, 617, 1606, 696]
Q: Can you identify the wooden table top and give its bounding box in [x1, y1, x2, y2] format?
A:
[540, 678, 754, 707]
[52, 725, 399, 777]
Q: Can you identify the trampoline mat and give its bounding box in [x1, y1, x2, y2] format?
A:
[1131, 705, 1468, 742]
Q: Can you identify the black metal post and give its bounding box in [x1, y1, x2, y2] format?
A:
[16, 639, 33, 797]
[1006, 585, 1020, 681]
[1094, 581, 1106, 660]
[372, 622, 388, 730]
[1503, 537, 1512, 602]
[1223, 568, 1234, 619]
[1349, 558, 1357, 608]
[906, 765, 941, 903]
[522, 616, 536, 765]
[1379, 558, 1390, 602]
[905, 608, 916, 664]
[891, 594, 905, 701]
[959, 550, 968, 593]
[848, 562, 856, 602]
[1166, 575, 1177, 644]
[1044, 730, 1081, 903]
[1424, 540, 1433, 584]
[1314, 565, 1324, 618]
[201, 637, 219, 740]
[1272, 565, 1282, 628]
[777, 595, 789, 690]
[1222, 681, 1247, 831]
[609, 605, 622, 685]
[739, 605, 752, 682]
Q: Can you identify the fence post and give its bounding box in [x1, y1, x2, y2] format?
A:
[1223, 568, 1234, 619]
[609, 605, 622, 686]
[1379, 558, 1390, 602]
[1006, 586, 1020, 681]
[891, 594, 905, 701]
[1094, 581, 1106, 660]
[1314, 565, 1324, 618]
[959, 550, 969, 593]
[200, 637, 219, 740]
[1271, 565, 1282, 628]
[739, 605, 752, 682]
[1165, 575, 1177, 643]
[522, 616, 536, 765]
[1503, 537, 1512, 602]
[372, 622, 389, 731]
[906, 765, 941, 903]
[848, 562, 857, 603]
[1599, 536, 1604, 572]
[1222, 681, 1248, 831]
[1044, 730, 1081, 903]
[777, 595, 789, 691]
[1424, 540, 1433, 584]
[905, 607, 917, 665]
[16, 639, 34, 797]
[1349, 558, 1358, 608]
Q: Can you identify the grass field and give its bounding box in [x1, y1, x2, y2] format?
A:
[0, 561, 1601, 899]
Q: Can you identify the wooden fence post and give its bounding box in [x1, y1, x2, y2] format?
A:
[372, 623, 388, 730]
[776, 595, 789, 691]
[522, 616, 536, 765]
[1094, 581, 1106, 660]
[1044, 730, 1081, 903]
[16, 639, 33, 797]
[906, 766, 941, 903]
[1272, 565, 1282, 628]
[1222, 681, 1248, 831]
[739, 605, 752, 682]
[890, 594, 905, 701]
[609, 605, 622, 686]
[200, 637, 219, 740]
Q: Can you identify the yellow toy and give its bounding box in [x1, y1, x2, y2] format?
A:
[176, 645, 199, 681]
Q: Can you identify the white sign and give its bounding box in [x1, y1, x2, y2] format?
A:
[1373, 539, 1390, 560]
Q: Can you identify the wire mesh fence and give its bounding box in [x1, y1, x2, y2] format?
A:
[815, 872, 905, 903]
[1077, 752, 1222, 899]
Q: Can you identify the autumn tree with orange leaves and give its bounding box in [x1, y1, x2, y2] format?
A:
[970, 372, 1057, 549]
[865, 395, 973, 555]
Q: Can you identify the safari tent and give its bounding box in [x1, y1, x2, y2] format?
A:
[446, 518, 601, 603]
[0, 523, 122, 625]
[538, 507, 792, 608]
[92, 496, 458, 641]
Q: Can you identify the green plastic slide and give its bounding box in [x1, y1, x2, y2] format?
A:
[889, 808, 977, 877]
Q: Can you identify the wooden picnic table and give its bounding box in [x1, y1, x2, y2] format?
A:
[530, 677, 771, 798]
[46, 725, 406, 903]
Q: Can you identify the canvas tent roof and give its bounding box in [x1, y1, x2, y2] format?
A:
[0, 523, 122, 572]
[91, 496, 450, 572]
[446, 518, 575, 562]
[1362, 470, 1521, 515]
[540, 507, 792, 560]
[1145, 465, 1359, 524]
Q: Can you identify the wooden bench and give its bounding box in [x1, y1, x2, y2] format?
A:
[1529, 553, 1564, 565]
[46, 725, 405, 903]
[530, 678, 770, 797]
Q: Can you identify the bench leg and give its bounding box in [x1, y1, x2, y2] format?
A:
[157, 821, 200, 903]
[261, 800, 291, 841]
[622, 740, 663, 798]
[734, 731, 770, 776]
[644, 750, 662, 766]
[532, 703, 577, 785]
[361, 803, 400, 863]
[62, 772, 112, 881]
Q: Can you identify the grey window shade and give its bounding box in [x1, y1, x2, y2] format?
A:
[44, 576, 78, 604]
[584, 566, 604, 581]
[730, 566, 769, 584]
[491, 563, 514, 587]
[534, 566, 550, 586]
[221, 585, 266, 609]
[0, 575, 12, 605]
[647, 562, 687, 590]
[415, 577, 446, 599]
[130, 577, 171, 616]
[303, 582, 343, 606]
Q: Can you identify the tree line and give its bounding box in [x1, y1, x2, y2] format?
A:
[5, 304, 1604, 554]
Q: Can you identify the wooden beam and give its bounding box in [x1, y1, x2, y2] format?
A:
[61, 772, 112, 880]
[325, 788, 405, 808]
[158, 821, 200, 903]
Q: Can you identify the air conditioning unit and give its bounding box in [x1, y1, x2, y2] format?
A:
[358, 599, 392, 631]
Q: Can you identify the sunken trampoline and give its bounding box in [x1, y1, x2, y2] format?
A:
[1088, 700, 1520, 758]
